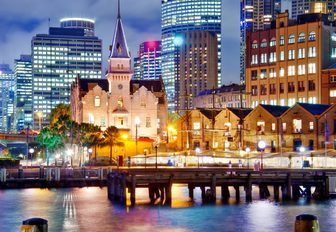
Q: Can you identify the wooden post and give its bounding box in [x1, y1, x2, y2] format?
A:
[188, 184, 194, 199]
[201, 186, 206, 201]
[107, 173, 114, 200]
[165, 175, 173, 205]
[159, 186, 165, 203]
[211, 174, 217, 200]
[119, 174, 127, 204]
[274, 185, 279, 200]
[305, 185, 311, 199]
[245, 173, 252, 202]
[282, 173, 292, 200]
[221, 185, 230, 200]
[148, 184, 155, 203]
[130, 175, 136, 206]
[323, 173, 330, 199]
[292, 185, 300, 200]
[234, 185, 240, 201]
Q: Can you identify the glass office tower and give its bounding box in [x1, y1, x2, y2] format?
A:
[134, 41, 162, 80]
[31, 18, 102, 128]
[14, 55, 33, 131]
[161, 0, 222, 111]
[0, 64, 15, 133]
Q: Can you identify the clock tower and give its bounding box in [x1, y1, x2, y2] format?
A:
[106, 0, 132, 97]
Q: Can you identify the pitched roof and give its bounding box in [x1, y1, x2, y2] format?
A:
[78, 78, 109, 98]
[260, 104, 290, 117]
[227, 108, 253, 119]
[198, 83, 243, 96]
[199, 109, 221, 120]
[130, 79, 165, 93]
[109, 1, 130, 59]
[297, 103, 331, 116]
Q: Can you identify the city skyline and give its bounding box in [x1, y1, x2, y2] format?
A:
[0, 0, 240, 85]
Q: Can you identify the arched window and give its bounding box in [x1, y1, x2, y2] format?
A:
[288, 34, 295, 44]
[270, 37, 276, 47]
[252, 40, 258, 49]
[298, 32, 305, 43]
[94, 96, 100, 107]
[117, 97, 123, 109]
[280, 35, 284, 45]
[309, 31, 316, 41]
[260, 39, 267, 48]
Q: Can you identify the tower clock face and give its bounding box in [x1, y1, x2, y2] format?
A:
[118, 84, 123, 90]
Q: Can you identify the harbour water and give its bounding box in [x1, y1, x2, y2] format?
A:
[1, 186, 336, 232]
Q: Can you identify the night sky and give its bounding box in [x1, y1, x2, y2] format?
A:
[0, 0, 240, 84]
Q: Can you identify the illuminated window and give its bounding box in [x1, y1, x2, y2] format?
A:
[193, 122, 201, 130]
[271, 123, 276, 132]
[146, 117, 151, 128]
[308, 47, 316, 57]
[257, 121, 265, 135]
[270, 38, 276, 47]
[309, 31, 316, 41]
[298, 48, 305, 59]
[260, 39, 267, 48]
[309, 121, 314, 130]
[282, 122, 287, 132]
[298, 65, 306, 75]
[298, 32, 305, 43]
[293, 119, 302, 133]
[288, 66, 295, 76]
[330, 90, 336, 97]
[280, 35, 284, 45]
[308, 63, 316, 74]
[288, 34, 295, 44]
[252, 40, 258, 49]
[288, 50, 295, 60]
[280, 51, 285, 61]
[279, 68, 285, 77]
[94, 96, 100, 107]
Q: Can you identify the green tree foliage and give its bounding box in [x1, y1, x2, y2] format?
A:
[36, 126, 64, 165]
[79, 123, 103, 161]
[101, 126, 124, 165]
[50, 103, 71, 125]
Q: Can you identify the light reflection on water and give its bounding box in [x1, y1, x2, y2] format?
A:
[0, 186, 335, 232]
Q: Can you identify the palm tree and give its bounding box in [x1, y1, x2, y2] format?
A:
[50, 103, 71, 125]
[101, 126, 124, 165]
[37, 126, 63, 166]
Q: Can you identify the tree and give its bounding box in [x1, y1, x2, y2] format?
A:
[101, 126, 124, 165]
[79, 123, 102, 162]
[36, 126, 64, 166]
[50, 103, 71, 125]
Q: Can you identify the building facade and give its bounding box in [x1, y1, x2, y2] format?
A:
[246, 12, 336, 107]
[161, 0, 222, 111]
[282, 0, 336, 21]
[240, 0, 282, 81]
[133, 41, 161, 80]
[194, 84, 246, 109]
[71, 1, 168, 142]
[0, 64, 15, 133]
[31, 18, 102, 129]
[14, 55, 33, 131]
[176, 31, 218, 111]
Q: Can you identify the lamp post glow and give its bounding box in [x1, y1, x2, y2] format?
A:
[29, 148, 34, 166]
[135, 117, 140, 156]
[245, 147, 251, 169]
[195, 147, 201, 168]
[257, 141, 266, 170]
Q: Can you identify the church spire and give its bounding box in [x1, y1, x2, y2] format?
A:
[110, 0, 130, 58]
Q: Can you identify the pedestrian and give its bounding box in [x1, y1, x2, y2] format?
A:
[229, 160, 232, 168]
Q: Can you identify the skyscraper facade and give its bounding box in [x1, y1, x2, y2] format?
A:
[133, 41, 162, 80]
[0, 64, 15, 133]
[31, 18, 102, 128]
[240, 0, 282, 82]
[176, 31, 218, 111]
[282, 0, 336, 21]
[14, 55, 33, 131]
[161, 0, 222, 111]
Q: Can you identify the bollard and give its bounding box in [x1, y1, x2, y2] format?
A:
[83, 167, 87, 178]
[18, 166, 24, 179]
[46, 168, 52, 181]
[98, 168, 103, 180]
[295, 214, 320, 232]
[21, 218, 48, 232]
[55, 168, 60, 181]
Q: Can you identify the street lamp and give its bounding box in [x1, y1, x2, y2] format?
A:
[257, 140, 266, 170]
[195, 147, 201, 168]
[29, 148, 34, 166]
[135, 117, 140, 156]
[245, 147, 251, 169]
[299, 146, 305, 168]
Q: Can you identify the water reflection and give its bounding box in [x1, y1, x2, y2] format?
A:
[0, 187, 336, 232]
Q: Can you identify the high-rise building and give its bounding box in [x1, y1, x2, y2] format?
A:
[240, 0, 282, 82]
[133, 41, 161, 80]
[60, 17, 95, 36]
[282, 0, 336, 21]
[0, 64, 15, 133]
[161, 0, 222, 111]
[175, 31, 218, 111]
[31, 18, 102, 129]
[14, 55, 33, 131]
[245, 12, 336, 107]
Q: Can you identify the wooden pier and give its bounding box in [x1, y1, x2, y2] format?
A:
[107, 168, 336, 206]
